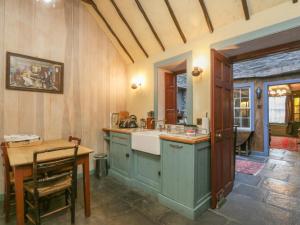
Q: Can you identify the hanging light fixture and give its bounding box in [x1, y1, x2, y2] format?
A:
[36, 0, 56, 8]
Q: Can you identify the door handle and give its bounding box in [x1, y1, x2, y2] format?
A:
[216, 133, 222, 138]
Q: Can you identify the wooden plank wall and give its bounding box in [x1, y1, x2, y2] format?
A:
[0, 0, 128, 194]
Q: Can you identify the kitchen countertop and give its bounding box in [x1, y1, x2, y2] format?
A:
[103, 128, 210, 144]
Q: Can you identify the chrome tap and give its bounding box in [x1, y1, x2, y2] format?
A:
[151, 119, 166, 131]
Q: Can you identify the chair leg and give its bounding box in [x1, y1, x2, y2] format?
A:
[71, 188, 76, 224]
[4, 184, 11, 223]
[34, 197, 41, 225]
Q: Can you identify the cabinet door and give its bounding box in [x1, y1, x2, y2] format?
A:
[133, 151, 161, 191]
[161, 141, 194, 207]
[110, 137, 131, 177]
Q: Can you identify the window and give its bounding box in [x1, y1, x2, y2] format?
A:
[234, 87, 251, 129]
[269, 96, 286, 123]
[294, 97, 300, 122]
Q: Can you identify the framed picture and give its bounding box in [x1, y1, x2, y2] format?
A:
[6, 52, 64, 94]
[111, 113, 120, 128]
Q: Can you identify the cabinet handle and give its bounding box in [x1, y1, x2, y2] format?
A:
[158, 171, 161, 176]
[125, 153, 130, 158]
[169, 144, 183, 149]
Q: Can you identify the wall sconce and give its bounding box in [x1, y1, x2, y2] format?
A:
[131, 77, 144, 89]
[131, 82, 141, 89]
[256, 87, 262, 100]
[192, 67, 203, 77]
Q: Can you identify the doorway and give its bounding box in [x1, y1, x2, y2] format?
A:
[264, 79, 300, 155]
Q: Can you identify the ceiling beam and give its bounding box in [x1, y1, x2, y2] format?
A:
[229, 40, 300, 62]
[164, 0, 187, 43]
[241, 0, 250, 20]
[111, 0, 148, 58]
[134, 0, 165, 51]
[198, 0, 214, 33]
[81, 0, 134, 63]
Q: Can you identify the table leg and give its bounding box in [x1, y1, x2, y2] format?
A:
[82, 156, 91, 217]
[14, 168, 25, 225]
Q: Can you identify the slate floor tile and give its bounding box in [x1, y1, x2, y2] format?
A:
[194, 211, 229, 225]
[259, 168, 290, 181]
[132, 196, 171, 222]
[267, 159, 295, 167]
[235, 173, 262, 186]
[287, 175, 300, 187]
[262, 178, 300, 198]
[266, 192, 300, 212]
[216, 192, 292, 225]
[233, 183, 268, 201]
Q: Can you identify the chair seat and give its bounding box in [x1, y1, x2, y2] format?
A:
[24, 176, 72, 197]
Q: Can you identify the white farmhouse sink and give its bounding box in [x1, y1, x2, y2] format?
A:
[131, 130, 166, 155]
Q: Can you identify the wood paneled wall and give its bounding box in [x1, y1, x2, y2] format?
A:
[0, 0, 128, 194]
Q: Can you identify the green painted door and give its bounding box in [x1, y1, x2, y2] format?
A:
[161, 140, 195, 208]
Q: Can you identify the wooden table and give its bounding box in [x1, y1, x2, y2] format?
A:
[6, 139, 94, 225]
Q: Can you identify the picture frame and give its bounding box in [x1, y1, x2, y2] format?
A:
[111, 113, 120, 128]
[6, 52, 64, 94]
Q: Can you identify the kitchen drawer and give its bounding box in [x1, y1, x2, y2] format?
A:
[110, 132, 131, 146]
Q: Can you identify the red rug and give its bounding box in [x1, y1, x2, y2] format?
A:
[270, 136, 299, 152]
[236, 159, 265, 175]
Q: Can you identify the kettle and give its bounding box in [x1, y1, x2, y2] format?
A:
[128, 115, 138, 128]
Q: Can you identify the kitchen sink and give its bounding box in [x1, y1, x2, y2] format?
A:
[131, 130, 167, 155]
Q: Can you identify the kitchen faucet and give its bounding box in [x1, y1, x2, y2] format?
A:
[151, 119, 166, 131]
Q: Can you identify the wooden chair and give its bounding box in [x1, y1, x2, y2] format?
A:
[24, 146, 78, 225]
[68, 136, 81, 145]
[1, 142, 14, 223]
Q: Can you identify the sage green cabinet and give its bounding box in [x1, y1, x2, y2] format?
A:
[133, 151, 161, 192]
[161, 141, 194, 207]
[160, 140, 211, 219]
[109, 132, 132, 178]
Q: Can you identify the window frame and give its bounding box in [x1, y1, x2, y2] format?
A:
[233, 82, 255, 131]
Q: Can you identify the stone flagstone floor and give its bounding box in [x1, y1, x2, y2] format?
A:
[1, 148, 300, 225]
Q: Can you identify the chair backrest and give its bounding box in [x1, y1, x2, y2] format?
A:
[0, 142, 12, 185]
[32, 145, 78, 194]
[68, 136, 81, 145]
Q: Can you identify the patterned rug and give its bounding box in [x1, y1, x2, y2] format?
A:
[270, 136, 299, 152]
[236, 159, 265, 175]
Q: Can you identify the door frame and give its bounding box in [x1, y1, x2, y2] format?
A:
[263, 77, 300, 156]
[154, 51, 193, 124]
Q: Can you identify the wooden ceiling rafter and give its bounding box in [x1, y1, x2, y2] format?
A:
[134, 0, 165, 51]
[81, 0, 135, 63]
[164, 0, 187, 43]
[111, 0, 149, 58]
[241, 0, 250, 20]
[198, 0, 214, 33]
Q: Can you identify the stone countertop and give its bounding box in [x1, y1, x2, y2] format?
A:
[102, 128, 210, 144]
